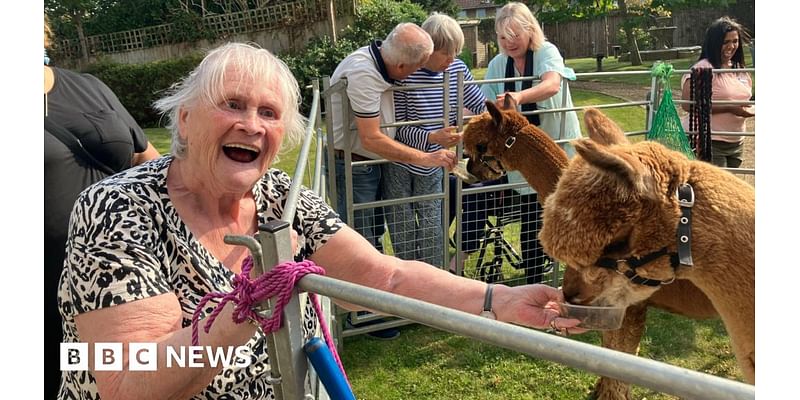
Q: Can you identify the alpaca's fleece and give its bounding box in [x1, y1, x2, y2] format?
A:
[541, 135, 755, 383]
[461, 100, 568, 200]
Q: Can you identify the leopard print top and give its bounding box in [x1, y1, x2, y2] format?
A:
[57, 156, 343, 399]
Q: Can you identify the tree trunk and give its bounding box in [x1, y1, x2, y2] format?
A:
[73, 11, 90, 66]
[618, 0, 642, 66]
[329, 0, 337, 44]
[626, 29, 643, 65]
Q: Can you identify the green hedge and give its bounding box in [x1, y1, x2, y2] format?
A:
[85, 53, 205, 128]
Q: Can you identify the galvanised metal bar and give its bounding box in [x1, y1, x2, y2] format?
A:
[298, 274, 755, 400]
[313, 127, 324, 196]
[284, 79, 320, 224]
[258, 221, 307, 400]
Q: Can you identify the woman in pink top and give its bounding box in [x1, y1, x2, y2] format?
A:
[681, 16, 754, 168]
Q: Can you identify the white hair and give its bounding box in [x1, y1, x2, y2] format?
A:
[153, 42, 305, 158]
[381, 22, 434, 66]
[422, 13, 464, 57]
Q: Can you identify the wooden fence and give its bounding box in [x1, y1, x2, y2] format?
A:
[534, 3, 754, 59]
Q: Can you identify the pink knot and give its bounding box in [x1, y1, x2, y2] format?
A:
[190, 257, 349, 385]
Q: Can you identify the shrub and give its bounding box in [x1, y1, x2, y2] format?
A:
[459, 47, 474, 70]
[85, 52, 205, 128]
[616, 27, 655, 53]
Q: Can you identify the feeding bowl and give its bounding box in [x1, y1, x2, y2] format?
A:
[451, 159, 479, 184]
[559, 303, 626, 330]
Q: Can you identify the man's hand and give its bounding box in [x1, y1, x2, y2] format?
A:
[429, 127, 463, 148]
[418, 149, 457, 170]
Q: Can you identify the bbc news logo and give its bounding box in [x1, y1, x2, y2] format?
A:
[60, 343, 252, 371]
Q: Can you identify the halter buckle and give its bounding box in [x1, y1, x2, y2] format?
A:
[677, 184, 695, 207]
[505, 136, 516, 149]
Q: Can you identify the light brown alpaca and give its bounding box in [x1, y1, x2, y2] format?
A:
[539, 116, 755, 387]
[462, 103, 743, 399]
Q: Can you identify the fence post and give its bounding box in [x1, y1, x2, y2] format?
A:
[256, 221, 308, 400]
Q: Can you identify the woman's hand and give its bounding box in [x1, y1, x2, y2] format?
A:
[428, 126, 463, 148]
[496, 92, 522, 109]
[493, 284, 586, 334]
[736, 105, 755, 118]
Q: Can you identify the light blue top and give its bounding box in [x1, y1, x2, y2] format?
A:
[482, 41, 581, 194]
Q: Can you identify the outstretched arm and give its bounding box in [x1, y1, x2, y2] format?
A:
[311, 226, 582, 330]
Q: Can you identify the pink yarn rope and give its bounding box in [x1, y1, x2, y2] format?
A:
[191, 257, 349, 385]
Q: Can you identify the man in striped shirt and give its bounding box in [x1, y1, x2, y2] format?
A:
[383, 14, 487, 267]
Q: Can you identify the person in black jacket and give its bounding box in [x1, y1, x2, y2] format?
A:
[43, 18, 159, 398]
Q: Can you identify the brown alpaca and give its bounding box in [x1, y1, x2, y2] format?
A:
[462, 104, 745, 399]
[539, 122, 755, 386]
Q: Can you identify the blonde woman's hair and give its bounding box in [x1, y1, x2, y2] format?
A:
[422, 13, 464, 57]
[153, 42, 305, 158]
[495, 2, 546, 51]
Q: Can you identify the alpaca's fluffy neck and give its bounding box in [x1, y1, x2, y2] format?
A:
[499, 129, 569, 200]
[672, 169, 755, 382]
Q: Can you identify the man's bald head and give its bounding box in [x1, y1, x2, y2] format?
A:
[381, 22, 434, 80]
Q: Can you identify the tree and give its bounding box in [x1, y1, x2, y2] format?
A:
[87, 0, 178, 35]
[618, 0, 643, 65]
[410, 0, 459, 17]
[478, 18, 497, 61]
[45, 0, 98, 65]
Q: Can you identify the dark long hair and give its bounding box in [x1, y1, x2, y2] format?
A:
[698, 16, 751, 69]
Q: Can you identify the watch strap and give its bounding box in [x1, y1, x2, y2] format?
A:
[483, 284, 494, 313]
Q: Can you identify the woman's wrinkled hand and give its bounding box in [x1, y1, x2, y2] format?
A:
[429, 127, 463, 148]
[493, 284, 586, 334]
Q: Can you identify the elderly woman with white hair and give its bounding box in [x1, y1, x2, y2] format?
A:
[57, 42, 580, 399]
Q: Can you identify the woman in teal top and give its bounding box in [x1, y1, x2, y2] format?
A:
[481, 2, 580, 161]
[476, 2, 581, 284]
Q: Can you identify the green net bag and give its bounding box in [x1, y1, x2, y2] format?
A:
[646, 62, 695, 159]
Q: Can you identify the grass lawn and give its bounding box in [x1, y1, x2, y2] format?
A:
[142, 56, 743, 398]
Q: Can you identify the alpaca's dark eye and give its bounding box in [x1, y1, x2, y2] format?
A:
[476, 143, 487, 153]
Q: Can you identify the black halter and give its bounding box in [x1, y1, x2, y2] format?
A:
[594, 183, 696, 287]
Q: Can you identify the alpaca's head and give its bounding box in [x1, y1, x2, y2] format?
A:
[543, 110, 691, 308]
[461, 98, 542, 181]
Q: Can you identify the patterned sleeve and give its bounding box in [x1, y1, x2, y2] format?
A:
[461, 63, 488, 115]
[395, 125, 431, 150]
[393, 83, 431, 149]
[61, 183, 170, 315]
[265, 170, 344, 260]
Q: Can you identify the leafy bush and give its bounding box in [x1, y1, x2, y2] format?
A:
[281, 0, 428, 114]
[85, 53, 205, 128]
[341, 0, 428, 46]
[616, 27, 655, 53]
[459, 47, 474, 70]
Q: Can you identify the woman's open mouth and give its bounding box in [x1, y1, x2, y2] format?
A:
[222, 143, 261, 163]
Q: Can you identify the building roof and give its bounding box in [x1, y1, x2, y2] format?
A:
[455, 0, 498, 11]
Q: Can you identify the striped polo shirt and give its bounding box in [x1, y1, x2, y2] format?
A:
[393, 59, 487, 175]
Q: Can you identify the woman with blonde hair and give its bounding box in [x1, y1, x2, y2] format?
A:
[480, 2, 581, 284]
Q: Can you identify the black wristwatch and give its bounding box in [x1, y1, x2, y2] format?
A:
[479, 284, 496, 320]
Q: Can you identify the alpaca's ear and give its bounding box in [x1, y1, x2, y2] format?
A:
[574, 139, 649, 194]
[502, 92, 517, 110]
[486, 100, 504, 130]
[583, 108, 628, 146]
